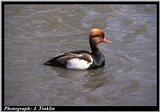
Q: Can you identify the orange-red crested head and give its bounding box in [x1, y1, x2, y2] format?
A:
[89, 28, 105, 38]
[89, 28, 112, 45]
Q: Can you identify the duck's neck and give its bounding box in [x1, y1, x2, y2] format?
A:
[89, 39, 101, 55]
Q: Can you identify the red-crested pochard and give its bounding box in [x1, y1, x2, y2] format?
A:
[44, 28, 112, 69]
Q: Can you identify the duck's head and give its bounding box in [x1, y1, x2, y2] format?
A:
[89, 28, 112, 46]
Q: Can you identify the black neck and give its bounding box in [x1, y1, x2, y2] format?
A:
[89, 39, 100, 55]
[89, 38, 105, 69]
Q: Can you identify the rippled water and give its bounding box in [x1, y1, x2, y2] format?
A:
[4, 4, 157, 106]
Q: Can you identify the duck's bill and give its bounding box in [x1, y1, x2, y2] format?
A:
[102, 38, 112, 44]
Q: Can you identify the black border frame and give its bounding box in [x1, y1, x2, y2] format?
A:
[1, 1, 159, 111]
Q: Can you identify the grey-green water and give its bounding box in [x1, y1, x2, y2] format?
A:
[4, 4, 157, 106]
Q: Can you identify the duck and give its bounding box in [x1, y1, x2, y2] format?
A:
[44, 28, 112, 70]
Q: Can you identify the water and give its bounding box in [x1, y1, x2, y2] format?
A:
[4, 4, 157, 106]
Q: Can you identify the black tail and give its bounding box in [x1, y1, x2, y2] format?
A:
[44, 61, 52, 65]
[44, 54, 66, 68]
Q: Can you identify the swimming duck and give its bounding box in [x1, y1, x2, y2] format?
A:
[44, 28, 112, 69]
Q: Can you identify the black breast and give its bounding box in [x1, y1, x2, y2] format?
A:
[88, 53, 105, 69]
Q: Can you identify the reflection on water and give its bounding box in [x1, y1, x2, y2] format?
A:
[82, 68, 110, 92]
[53, 67, 112, 92]
[52, 67, 114, 105]
[4, 4, 157, 106]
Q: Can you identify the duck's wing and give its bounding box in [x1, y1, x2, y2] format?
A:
[44, 50, 91, 67]
[58, 52, 92, 63]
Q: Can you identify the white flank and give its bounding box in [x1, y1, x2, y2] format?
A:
[66, 56, 93, 70]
